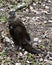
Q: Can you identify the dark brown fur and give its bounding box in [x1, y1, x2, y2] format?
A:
[8, 15, 44, 54]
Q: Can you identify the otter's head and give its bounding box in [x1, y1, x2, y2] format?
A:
[9, 10, 15, 17]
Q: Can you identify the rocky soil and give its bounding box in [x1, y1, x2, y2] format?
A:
[0, 0, 52, 65]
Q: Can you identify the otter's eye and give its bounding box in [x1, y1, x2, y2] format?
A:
[10, 26, 13, 29]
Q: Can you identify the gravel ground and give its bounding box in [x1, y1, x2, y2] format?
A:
[0, 0, 52, 65]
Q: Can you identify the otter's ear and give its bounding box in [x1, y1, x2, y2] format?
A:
[9, 11, 15, 16]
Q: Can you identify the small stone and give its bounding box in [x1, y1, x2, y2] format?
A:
[22, 18, 26, 22]
[48, 0, 51, 2]
[15, 63, 21, 65]
[45, 6, 49, 9]
[38, 40, 42, 43]
[32, 43, 38, 46]
[49, 57, 52, 60]
[5, 37, 11, 42]
[19, 52, 23, 57]
[17, 3, 26, 9]
[24, 51, 28, 55]
[48, 20, 52, 23]
[7, 57, 11, 61]
[34, 38, 39, 41]
[0, 56, 3, 60]
[40, 58, 43, 62]
[42, 4, 45, 7]
[43, 10, 48, 13]
[44, 21, 47, 23]
[26, 61, 30, 63]
[26, 9, 29, 12]
[0, 8, 4, 11]
[36, 11, 40, 14]
[33, 3, 36, 6]
[44, 59, 47, 62]
[30, 6, 33, 10]
[26, 17, 30, 20]
[1, 64, 4, 65]
[36, 17, 39, 20]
